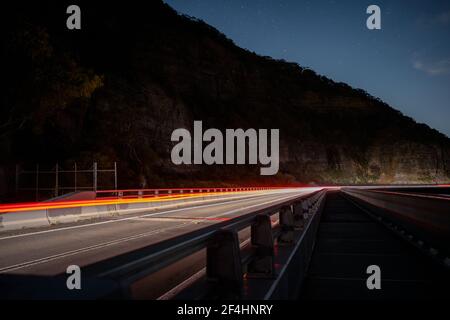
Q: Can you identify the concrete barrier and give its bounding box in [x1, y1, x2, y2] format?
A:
[0, 210, 50, 231]
[0, 191, 271, 232]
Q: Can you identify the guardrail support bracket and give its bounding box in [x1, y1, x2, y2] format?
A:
[248, 214, 274, 277]
[278, 206, 295, 244]
[206, 229, 243, 299]
[293, 202, 306, 229]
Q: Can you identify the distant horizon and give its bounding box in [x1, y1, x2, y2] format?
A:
[165, 0, 450, 138]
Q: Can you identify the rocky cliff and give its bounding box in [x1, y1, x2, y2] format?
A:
[2, 1, 449, 199]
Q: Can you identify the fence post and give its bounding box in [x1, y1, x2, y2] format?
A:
[15, 164, 19, 195]
[55, 163, 59, 197]
[74, 163, 77, 192]
[114, 162, 118, 190]
[35, 164, 39, 201]
[93, 162, 98, 192]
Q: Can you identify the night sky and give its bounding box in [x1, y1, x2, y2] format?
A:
[165, 0, 450, 137]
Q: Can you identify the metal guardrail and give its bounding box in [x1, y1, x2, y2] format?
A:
[80, 189, 327, 299]
[95, 187, 277, 199]
[343, 188, 450, 263]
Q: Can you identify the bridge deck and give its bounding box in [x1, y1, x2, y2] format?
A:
[300, 191, 450, 300]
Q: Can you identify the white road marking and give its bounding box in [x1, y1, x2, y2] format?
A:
[157, 237, 255, 300]
[158, 268, 206, 300]
[0, 222, 193, 273]
[0, 191, 302, 241]
[0, 191, 312, 273]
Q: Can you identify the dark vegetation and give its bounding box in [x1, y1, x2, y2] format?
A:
[2, 0, 449, 201]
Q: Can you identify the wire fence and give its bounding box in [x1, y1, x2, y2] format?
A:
[15, 162, 117, 201]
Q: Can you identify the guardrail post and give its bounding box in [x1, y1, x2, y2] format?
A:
[248, 214, 274, 276]
[207, 230, 243, 299]
[278, 205, 295, 244]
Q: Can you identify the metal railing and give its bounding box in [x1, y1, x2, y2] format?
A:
[80, 189, 327, 299]
[95, 187, 278, 200]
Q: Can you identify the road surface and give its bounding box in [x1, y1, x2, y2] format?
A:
[0, 188, 319, 279]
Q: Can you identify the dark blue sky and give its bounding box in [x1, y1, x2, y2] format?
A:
[165, 0, 450, 137]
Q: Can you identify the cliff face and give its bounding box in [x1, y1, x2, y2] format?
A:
[2, 0, 449, 196]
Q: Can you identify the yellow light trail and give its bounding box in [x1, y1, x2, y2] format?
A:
[0, 190, 267, 214]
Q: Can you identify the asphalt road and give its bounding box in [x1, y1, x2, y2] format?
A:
[0, 188, 319, 279]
